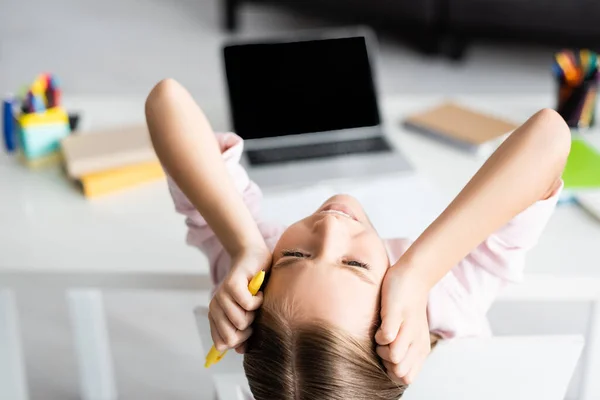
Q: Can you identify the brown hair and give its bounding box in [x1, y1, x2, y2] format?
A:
[244, 300, 439, 400]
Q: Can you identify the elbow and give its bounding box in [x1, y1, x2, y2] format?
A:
[528, 108, 572, 167]
[145, 78, 185, 141]
[145, 78, 182, 114]
[534, 108, 571, 158]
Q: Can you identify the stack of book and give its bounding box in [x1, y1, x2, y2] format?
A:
[61, 125, 164, 198]
[403, 102, 518, 156]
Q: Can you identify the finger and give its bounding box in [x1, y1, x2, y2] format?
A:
[208, 313, 225, 351]
[228, 281, 264, 311]
[395, 344, 421, 381]
[210, 302, 239, 351]
[402, 354, 428, 385]
[216, 293, 255, 331]
[376, 345, 393, 363]
[235, 343, 246, 354]
[228, 328, 253, 355]
[382, 360, 405, 384]
[376, 315, 403, 346]
[388, 325, 411, 363]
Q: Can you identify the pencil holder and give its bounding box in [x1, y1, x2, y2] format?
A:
[11, 73, 71, 168]
[556, 72, 598, 129]
[17, 107, 70, 168]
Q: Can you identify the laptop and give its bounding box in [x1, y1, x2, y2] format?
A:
[223, 29, 412, 188]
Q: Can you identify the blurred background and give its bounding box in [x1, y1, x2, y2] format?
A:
[2, 0, 579, 129]
[2, 0, 600, 399]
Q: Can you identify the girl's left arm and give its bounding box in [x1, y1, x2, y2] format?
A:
[397, 108, 570, 287]
[376, 108, 570, 385]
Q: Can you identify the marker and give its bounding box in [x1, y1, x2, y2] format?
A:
[32, 94, 46, 113]
[204, 270, 265, 368]
[3, 96, 17, 152]
[53, 88, 62, 107]
[552, 63, 563, 80]
[31, 79, 44, 96]
[25, 91, 34, 114]
[580, 50, 591, 77]
[17, 85, 28, 101]
[46, 86, 55, 108]
[48, 75, 62, 106]
[40, 73, 51, 91]
[49, 75, 60, 90]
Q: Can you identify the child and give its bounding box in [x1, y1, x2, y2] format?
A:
[146, 79, 570, 399]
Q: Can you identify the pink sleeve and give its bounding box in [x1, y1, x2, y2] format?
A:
[165, 133, 285, 289]
[427, 181, 563, 339]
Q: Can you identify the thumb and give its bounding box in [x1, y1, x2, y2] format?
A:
[376, 315, 403, 346]
[376, 287, 403, 345]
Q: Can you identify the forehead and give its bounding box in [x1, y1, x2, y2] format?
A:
[266, 259, 380, 337]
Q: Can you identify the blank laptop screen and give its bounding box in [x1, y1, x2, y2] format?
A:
[224, 36, 381, 139]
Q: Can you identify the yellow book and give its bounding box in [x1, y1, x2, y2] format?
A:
[61, 125, 156, 178]
[79, 161, 165, 198]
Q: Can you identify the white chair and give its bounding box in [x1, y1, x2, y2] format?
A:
[196, 304, 583, 400]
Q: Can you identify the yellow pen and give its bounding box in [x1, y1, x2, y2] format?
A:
[204, 270, 265, 368]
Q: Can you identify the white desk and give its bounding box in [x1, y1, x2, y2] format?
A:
[1, 96, 599, 400]
[0, 98, 208, 400]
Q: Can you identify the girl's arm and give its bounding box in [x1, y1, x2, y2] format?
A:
[376, 108, 570, 385]
[399, 108, 570, 287]
[145, 79, 267, 258]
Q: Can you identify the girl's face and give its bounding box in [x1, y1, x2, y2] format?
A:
[266, 194, 390, 337]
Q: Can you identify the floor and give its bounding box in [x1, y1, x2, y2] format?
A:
[1, 0, 577, 399]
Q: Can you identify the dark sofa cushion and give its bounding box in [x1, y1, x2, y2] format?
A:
[447, 0, 600, 36]
[253, 0, 437, 25]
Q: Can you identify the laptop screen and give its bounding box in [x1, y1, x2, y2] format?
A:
[223, 35, 381, 139]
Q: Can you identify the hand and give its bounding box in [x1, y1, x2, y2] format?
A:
[375, 264, 432, 385]
[208, 246, 272, 354]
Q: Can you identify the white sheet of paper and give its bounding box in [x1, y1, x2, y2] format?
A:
[260, 174, 447, 240]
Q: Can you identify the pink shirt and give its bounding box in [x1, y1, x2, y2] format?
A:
[167, 133, 561, 339]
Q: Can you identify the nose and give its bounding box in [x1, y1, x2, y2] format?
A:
[312, 214, 349, 260]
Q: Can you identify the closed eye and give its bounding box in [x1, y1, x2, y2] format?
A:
[275, 250, 374, 283]
[282, 250, 369, 269]
[344, 260, 371, 270]
[281, 249, 309, 258]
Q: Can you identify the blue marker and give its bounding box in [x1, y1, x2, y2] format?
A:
[32, 94, 46, 113]
[552, 63, 563, 80]
[49, 75, 60, 89]
[3, 95, 17, 152]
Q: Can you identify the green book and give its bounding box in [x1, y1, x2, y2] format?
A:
[563, 139, 600, 189]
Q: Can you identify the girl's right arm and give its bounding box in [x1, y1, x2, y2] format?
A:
[145, 78, 268, 260]
[145, 79, 275, 352]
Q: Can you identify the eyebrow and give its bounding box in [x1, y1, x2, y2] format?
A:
[273, 257, 375, 285]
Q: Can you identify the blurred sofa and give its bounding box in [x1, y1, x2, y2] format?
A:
[222, 0, 600, 59]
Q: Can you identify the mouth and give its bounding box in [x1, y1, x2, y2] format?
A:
[319, 203, 359, 221]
